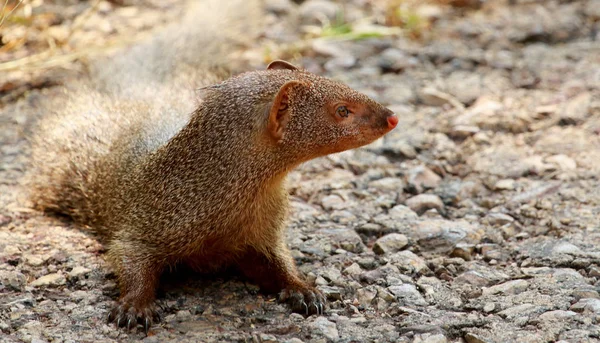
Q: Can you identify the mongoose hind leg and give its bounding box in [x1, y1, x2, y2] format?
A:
[106, 241, 164, 333]
[238, 244, 325, 316]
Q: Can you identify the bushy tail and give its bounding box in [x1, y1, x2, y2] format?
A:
[25, 0, 263, 224]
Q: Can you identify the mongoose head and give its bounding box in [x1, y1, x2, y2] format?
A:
[264, 60, 398, 161]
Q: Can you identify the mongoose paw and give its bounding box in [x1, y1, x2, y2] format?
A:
[279, 285, 326, 316]
[107, 299, 161, 334]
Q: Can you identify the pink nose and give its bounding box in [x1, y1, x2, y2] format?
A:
[387, 115, 398, 129]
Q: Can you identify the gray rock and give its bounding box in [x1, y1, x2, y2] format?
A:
[378, 48, 417, 72]
[570, 298, 600, 314]
[373, 233, 408, 255]
[389, 250, 430, 275]
[406, 194, 445, 215]
[369, 177, 405, 192]
[356, 286, 377, 307]
[482, 280, 529, 296]
[446, 71, 482, 105]
[485, 212, 514, 226]
[309, 317, 339, 341]
[299, 0, 341, 25]
[407, 166, 442, 194]
[497, 304, 546, 320]
[412, 219, 482, 253]
[0, 271, 27, 291]
[538, 310, 577, 322]
[30, 272, 66, 287]
[388, 284, 427, 306]
[413, 333, 448, 343]
[68, 266, 91, 278]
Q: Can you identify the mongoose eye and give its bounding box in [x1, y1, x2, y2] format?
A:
[336, 106, 349, 118]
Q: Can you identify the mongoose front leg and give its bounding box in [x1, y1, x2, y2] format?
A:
[106, 243, 163, 332]
[238, 244, 325, 315]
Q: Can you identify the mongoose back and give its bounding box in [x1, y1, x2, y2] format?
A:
[26, 3, 399, 334]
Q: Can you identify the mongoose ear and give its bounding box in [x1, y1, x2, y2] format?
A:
[267, 60, 299, 71]
[267, 80, 303, 141]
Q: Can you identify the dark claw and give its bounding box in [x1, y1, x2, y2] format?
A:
[145, 318, 151, 334]
[303, 302, 308, 315]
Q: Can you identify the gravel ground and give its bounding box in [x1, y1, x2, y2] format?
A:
[1, 0, 600, 342]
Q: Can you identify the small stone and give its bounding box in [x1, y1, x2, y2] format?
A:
[388, 205, 419, 221]
[482, 280, 529, 296]
[283, 339, 305, 343]
[388, 284, 427, 306]
[378, 48, 417, 72]
[538, 310, 578, 322]
[552, 241, 581, 255]
[494, 179, 516, 191]
[320, 286, 342, 301]
[343, 263, 362, 277]
[265, 0, 295, 14]
[465, 333, 493, 343]
[570, 298, 600, 314]
[321, 194, 345, 210]
[69, 266, 91, 278]
[450, 243, 475, 261]
[413, 219, 481, 254]
[560, 92, 591, 125]
[24, 255, 45, 267]
[369, 177, 405, 192]
[545, 154, 577, 171]
[356, 286, 377, 307]
[389, 250, 430, 275]
[572, 289, 599, 300]
[483, 303, 495, 313]
[299, 0, 341, 25]
[413, 333, 448, 343]
[407, 166, 442, 194]
[0, 271, 27, 291]
[373, 233, 409, 255]
[418, 87, 463, 108]
[406, 194, 445, 215]
[259, 334, 278, 343]
[31, 273, 66, 287]
[176, 310, 192, 321]
[485, 212, 514, 226]
[498, 304, 544, 320]
[309, 317, 339, 341]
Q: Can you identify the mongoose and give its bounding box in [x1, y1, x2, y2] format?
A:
[25, 2, 398, 334]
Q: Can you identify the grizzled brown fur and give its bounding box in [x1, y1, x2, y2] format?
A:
[26, 2, 397, 334]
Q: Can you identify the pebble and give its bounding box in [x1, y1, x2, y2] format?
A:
[0, 271, 27, 291]
[68, 266, 91, 278]
[309, 317, 339, 341]
[413, 333, 448, 343]
[413, 219, 481, 254]
[320, 194, 345, 210]
[30, 273, 66, 287]
[482, 280, 529, 296]
[407, 166, 442, 194]
[545, 154, 577, 171]
[299, 0, 341, 25]
[493, 179, 516, 191]
[406, 194, 445, 215]
[388, 284, 427, 306]
[538, 310, 578, 322]
[369, 177, 405, 192]
[389, 250, 430, 275]
[373, 233, 408, 255]
[570, 298, 600, 314]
